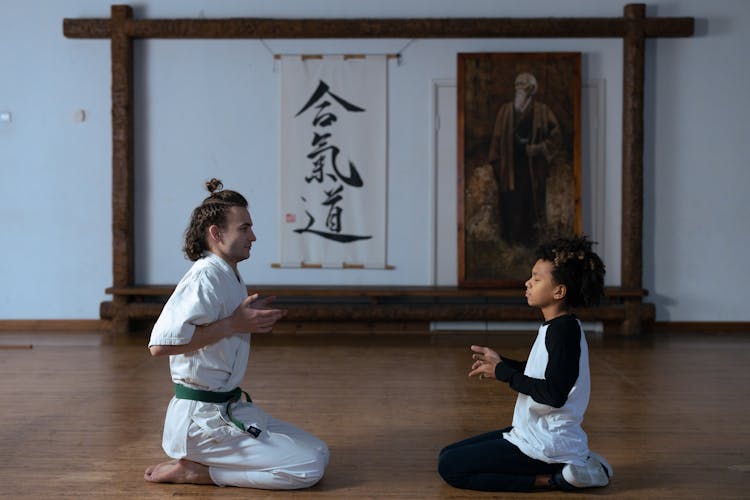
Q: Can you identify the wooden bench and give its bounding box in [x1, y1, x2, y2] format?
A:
[101, 285, 654, 335]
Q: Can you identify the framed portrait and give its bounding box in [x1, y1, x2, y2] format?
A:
[457, 52, 582, 288]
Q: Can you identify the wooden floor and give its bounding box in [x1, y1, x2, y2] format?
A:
[0, 329, 748, 499]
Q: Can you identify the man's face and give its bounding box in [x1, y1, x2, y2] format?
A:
[514, 74, 534, 96]
[514, 75, 534, 109]
[212, 206, 256, 266]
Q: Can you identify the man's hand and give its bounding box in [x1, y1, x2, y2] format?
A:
[468, 345, 501, 380]
[230, 294, 287, 333]
[149, 295, 287, 357]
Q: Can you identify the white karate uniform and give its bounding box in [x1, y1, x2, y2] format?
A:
[149, 252, 329, 489]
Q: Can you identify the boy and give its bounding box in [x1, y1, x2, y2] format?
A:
[438, 236, 612, 492]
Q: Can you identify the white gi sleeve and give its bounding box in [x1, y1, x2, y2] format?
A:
[148, 276, 222, 347]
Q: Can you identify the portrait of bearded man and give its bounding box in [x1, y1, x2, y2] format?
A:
[488, 72, 563, 246]
[458, 52, 580, 286]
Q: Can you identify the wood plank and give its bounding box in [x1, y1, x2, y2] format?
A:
[0, 330, 746, 498]
[63, 15, 694, 40]
[621, 4, 646, 295]
[98, 301, 655, 331]
[649, 321, 750, 334]
[104, 284, 649, 298]
[0, 319, 107, 332]
[110, 5, 135, 336]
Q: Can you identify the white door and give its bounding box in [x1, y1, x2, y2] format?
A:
[433, 80, 457, 286]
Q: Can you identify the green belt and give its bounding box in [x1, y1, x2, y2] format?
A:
[174, 383, 252, 432]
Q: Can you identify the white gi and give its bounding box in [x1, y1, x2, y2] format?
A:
[148, 252, 329, 489]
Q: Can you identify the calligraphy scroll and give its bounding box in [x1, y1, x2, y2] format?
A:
[280, 55, 387, 268]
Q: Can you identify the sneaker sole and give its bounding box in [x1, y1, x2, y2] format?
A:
[562, 457, 610, 488]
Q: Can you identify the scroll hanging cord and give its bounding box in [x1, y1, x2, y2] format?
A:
[259, 38, 416, 71]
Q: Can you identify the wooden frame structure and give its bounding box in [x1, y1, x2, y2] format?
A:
[63, 4, 694, 335]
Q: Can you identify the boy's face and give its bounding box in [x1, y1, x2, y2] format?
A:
[525, 259, 564, 309]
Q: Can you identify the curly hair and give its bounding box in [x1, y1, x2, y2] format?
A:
[183, 178, 248, 261]
[535, 236, 606, 308]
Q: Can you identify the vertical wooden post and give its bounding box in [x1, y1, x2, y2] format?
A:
[110, 5, 135, 335]
[621, 4, 646, 335]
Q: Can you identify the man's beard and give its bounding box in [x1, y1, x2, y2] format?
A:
[514, 91, 530, 112]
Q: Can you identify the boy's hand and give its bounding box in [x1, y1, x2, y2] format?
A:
[470, 345, 500, 363]
[469, 345, 500, 380]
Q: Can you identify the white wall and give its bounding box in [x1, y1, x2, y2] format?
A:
[0, 0, 748, 321]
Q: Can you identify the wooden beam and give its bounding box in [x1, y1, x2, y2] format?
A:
[63, 14, 693, 40]
[0, 320, 108, 332]
[621, 4, 646, 335]
[110, 5, 135, 335]
[100, 299, 654, 324]
[103, 284, 649, 299]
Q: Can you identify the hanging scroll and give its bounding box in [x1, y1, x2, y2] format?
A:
[279, 55, 388, 268]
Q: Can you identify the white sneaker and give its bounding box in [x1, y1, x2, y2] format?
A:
[562, 452, 612, 488]
[589, 450, 613, 479]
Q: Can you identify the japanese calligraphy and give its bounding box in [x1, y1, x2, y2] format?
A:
[293, 80, 371, 242]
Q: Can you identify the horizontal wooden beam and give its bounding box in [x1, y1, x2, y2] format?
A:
[0, 320, 107, 332]
[100, 300, 654, 323]
[63, 15, 694, 40]
[104, 284, 649, 299]
[648, 322, 750, 334]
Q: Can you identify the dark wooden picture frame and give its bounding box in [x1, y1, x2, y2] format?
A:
[458, 52, 582, 288]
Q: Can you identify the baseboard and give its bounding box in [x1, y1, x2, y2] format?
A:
[0, 319, 109, 332]
[648, 321, 750, 333]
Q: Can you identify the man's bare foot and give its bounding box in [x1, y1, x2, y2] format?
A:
[144, 458, 214, 484]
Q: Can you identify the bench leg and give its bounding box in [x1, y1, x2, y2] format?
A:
[110, 297, 131, 335]
[620, 299, 642, 336]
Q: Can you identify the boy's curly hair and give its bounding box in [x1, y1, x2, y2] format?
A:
[535, 236, 606, 308]
[183, 178, 248, 261]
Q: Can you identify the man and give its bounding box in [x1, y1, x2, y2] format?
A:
[144, 178, 329, 489]
[488, 72, 562, 246]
